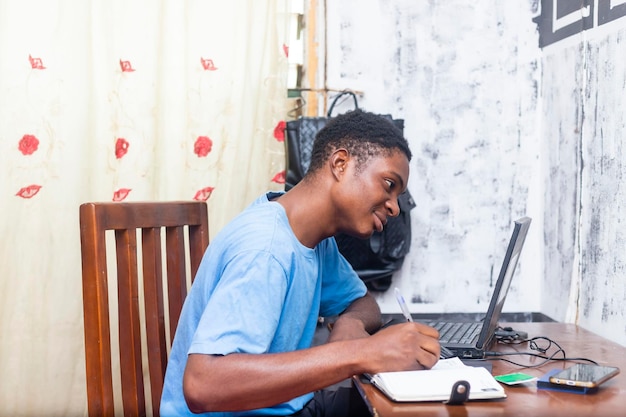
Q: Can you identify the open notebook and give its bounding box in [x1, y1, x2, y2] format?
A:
[369, 357, 506, 402]
[428, 217, 532, 359]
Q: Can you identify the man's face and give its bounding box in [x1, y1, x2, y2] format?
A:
[337, 150, 410, 239]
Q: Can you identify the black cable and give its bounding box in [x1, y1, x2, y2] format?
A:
[485, 334, 599, 368]
[485, 351, 599, 368]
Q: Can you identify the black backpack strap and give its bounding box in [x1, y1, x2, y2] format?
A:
[327, 90, 358, 117]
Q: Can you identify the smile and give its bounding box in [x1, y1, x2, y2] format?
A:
[374, 212, 387, 232]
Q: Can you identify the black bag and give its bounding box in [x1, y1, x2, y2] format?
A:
[285, 91, 415, 291]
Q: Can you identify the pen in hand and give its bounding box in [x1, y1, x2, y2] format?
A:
[394, 287, 455, 359]
[394, 287, 413, 323]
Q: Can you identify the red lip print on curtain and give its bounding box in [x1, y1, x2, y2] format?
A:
[200, 57, 218, 71]
[28, 54, 46, 69]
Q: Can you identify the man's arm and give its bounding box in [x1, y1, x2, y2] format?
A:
[184, 339, 366, 413]
[183, 318, 441, 413]
[326, 291, 382, 342]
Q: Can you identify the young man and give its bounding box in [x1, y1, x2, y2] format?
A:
[160, 109, 442, 416]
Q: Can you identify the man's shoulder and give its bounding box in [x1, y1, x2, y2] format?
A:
[212, 198, 291, 249]
[234, 197, 285, 229]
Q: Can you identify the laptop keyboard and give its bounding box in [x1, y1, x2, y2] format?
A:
[430, 322, 482, 344]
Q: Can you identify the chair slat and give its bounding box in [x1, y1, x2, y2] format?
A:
[188, 222, 208, 281]
[115, 229, 146, 417]
[165, 226, 187, 341]
[80, 204, 116, 417]
[141, 227, 168, 415]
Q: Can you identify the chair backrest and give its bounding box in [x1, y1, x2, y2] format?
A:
[80, 201, 209, 417]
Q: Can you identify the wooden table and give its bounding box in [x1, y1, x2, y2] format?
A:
[353, 322, 626, 417]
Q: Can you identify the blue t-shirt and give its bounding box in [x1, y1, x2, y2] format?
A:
[160, 192, 367, 417]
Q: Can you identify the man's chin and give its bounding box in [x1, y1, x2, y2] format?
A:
[341, 229, 374, 240]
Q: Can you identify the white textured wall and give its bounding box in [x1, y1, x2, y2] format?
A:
[578, 30, 626, 346]
[323, 1, 543, 315]
[321, 0, 626, 346]
[541, 23, 626, 345]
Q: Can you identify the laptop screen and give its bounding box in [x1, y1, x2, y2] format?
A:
[476, 217, 532, 348]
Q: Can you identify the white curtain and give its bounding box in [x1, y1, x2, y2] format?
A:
[0, 1, 289, 415]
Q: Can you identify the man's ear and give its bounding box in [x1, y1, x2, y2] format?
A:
[329, 148, 350, 180]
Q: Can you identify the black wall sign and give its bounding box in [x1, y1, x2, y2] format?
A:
[534, 0, 626, 47]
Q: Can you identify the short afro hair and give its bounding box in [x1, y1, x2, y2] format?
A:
[306, 109, 412, 175]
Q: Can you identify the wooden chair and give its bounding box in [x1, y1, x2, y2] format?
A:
[79, 201, 209, 417]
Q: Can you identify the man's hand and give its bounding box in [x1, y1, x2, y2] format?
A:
[364, 321, 441, 372]
[325, 292, 442, 372]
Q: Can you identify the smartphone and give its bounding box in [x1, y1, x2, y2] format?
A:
[548, 364, 620, 388]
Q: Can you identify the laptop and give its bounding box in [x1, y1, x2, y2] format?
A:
[429, 217, 532, 359]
